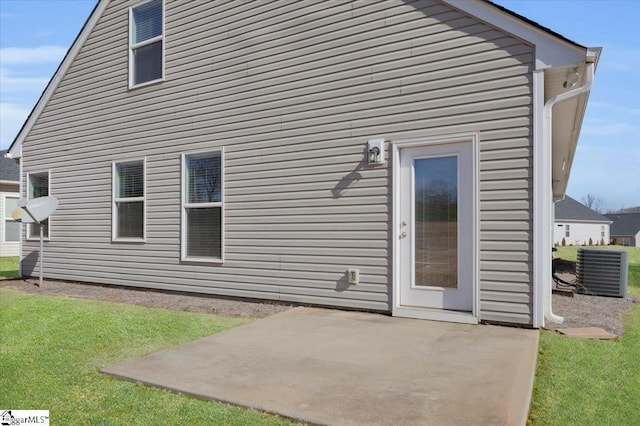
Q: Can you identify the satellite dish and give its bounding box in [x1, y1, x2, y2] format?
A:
[12, 196, 58, 223]
[12, 196, 58, 288]
[11, 205, 32, 222]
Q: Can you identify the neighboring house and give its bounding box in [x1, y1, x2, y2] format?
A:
[5, 0, 600, 328]
[0, 150, 20, 257]
[554, 196, 611, 246]
[605, 213, 640, 247]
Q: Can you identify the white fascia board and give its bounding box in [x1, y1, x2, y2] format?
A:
[0, 180, 20, 186]
[7, 0, 110, 160]
[442, 0, 586, 69]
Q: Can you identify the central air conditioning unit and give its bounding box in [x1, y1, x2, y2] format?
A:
[576, 248, 629, 298]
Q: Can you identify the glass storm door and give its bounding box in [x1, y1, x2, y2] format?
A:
[398, 142, 473, 312]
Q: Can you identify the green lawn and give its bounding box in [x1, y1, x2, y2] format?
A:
[528, 245, 640, 424]
[528, 304, 640, 424]
[0, 290, 297, 425]
[0, 256, 19, 279]
[554, 245, 640, 297]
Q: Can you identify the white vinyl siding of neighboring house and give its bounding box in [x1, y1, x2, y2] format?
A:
[554, 221, 609, 246]
[19, 1, 536, 324]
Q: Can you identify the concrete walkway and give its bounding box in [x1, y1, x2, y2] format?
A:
[102, 307, 539, 425]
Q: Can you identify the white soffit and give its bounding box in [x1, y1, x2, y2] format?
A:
[442, 0, 586, 69]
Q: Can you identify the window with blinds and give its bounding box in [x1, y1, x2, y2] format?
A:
[28, 172, 49, 239]
[113, 160, 145, 240]
[182, 151, 223, 261]
[130, 0, 163, 87]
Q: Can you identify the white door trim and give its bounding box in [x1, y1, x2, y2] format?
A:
[392, 134, 479, 323]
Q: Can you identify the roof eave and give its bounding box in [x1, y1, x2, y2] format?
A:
[551, 48, 602, 198]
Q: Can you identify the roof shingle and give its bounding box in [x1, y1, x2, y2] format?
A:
[0, 150, 20, 182]
[555, 196, 610, 223]
[604, 213, 640, 236]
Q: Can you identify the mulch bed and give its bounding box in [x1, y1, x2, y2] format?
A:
[0, 278, 293, 319]
[2, 276, 637, 336]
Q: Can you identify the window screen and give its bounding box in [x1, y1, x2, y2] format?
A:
[114, 160, 144, 240]
[183, 151, 223, 260]
[130, 0, 163, 86]
[28, 172, 49, 238]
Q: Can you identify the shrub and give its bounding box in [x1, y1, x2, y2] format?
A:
[589, 238, 593, 246]
[561, 237, 566, 247]
[612, 238, 618, 245]
[600, 238, 605, 246]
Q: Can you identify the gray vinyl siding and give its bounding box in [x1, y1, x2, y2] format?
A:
[21, 0, 534, 324]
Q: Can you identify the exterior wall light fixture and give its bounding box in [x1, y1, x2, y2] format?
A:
[367, 139, 385, 164]
[563, 68, 580, 88]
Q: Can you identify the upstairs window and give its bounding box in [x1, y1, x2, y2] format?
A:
[181, 150, 224, 261]
[28, 171, 50, 239]
[129, 0, 163, 87]
[565, 224, 570, 238]
[113, 160, 145, 241]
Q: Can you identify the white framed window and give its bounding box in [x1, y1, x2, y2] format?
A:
[129, 0, 164, 88]
[112, 159, 145, 241]
[181, 149, 224, 262]
[565, 224, 570, 238]
[601, 225, 605, 238]
[3, 196, 19, 242]
[27, 171, 50, 240]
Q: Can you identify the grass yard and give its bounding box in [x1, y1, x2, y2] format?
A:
[0, 256, 19, 280]
[554, 245, 640, 297]
[528, 304, 640, 424]
[529, 245, 640, 424]
[0, 290, 297, 425]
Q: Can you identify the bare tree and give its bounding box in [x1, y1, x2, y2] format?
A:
[581, 194, 605, 213]
[609, 206, 640, 214]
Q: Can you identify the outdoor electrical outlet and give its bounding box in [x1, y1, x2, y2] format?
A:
[348, 268, 359, 285]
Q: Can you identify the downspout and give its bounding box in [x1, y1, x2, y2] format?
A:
[543, 62, 595, 324]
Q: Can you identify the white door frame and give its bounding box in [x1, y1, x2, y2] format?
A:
[392, 134, 479, 323]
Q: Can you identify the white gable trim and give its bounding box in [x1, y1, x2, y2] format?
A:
[442, 0, 586, 69]
[6, 0, 110, 160]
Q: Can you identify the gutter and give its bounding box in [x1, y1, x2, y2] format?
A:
[543, 62, 595, 324]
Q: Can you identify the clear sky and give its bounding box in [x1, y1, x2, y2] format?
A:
[1, 0, 638, 210]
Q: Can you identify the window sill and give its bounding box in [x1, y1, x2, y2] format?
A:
[129, 77, 164, 91]
[26, 237, 50, 242]
[181, 256, 223, 264]
[112, 238, 146, 244]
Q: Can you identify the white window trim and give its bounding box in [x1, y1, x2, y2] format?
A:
[26, 170, 51, 241]
[128, 0, 165, 89]
[180, 148, 225, 263]
[112, 158, 147, 243]
[2, 194, 20, 243]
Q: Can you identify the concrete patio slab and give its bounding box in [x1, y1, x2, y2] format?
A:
[102, 307, 539, 426]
